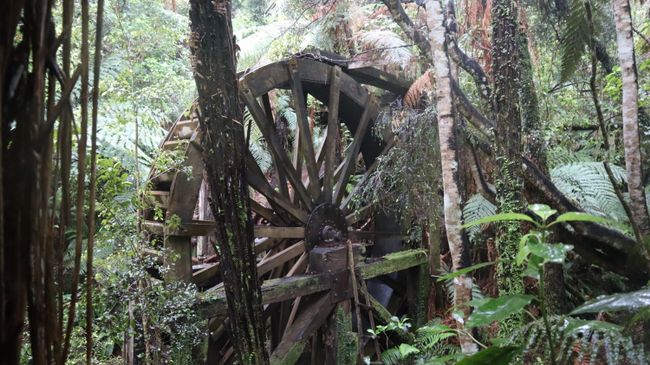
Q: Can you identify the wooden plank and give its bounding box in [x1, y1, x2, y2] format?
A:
[345, 204, 373, 225]
[270, 294, 335, 365]
[241, 87, 313, 210]
[333, 97, 376, 205]
[357, 249, 428, 279]
[142, 220, 215, 236]
[346, 66, 412, 95]
[322, 66, 341, 203]
[250, 199, 286, 226]
[258, 241, 306, 276]
[198, 273, 331, 318]
[254, 226, 305, 239]
[193, 238, 282, 288]
[288, 59, 321, 199]
[262, 92, 290, 198]
[359, 287, 415, 344]
[246, 152, 309, 223]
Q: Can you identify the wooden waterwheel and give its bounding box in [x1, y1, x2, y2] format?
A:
[142, 53, 429, 364]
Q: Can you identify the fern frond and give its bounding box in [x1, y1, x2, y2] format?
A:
[559, 0, 592, 82]
[404, 70, 433, 109]
[550, 162, 629, 224]
[463, 194, 497, 241]
[357, 30, 414, 68]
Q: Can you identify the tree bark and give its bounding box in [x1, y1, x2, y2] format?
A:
[613, 0, 650, 245]
[188, 1, 268, 364]
[491, 0, 525, 331]
[425, 0, 477, 354]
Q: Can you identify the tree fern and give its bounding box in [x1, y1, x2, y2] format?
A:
[550, 162, 629, 224]
[559, 0, 592, 82]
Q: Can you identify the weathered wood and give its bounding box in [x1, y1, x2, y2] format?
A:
[254, 226, 305, 239]
[288, 59, 321, 198]
[246, 152, 310, 223]
[199, 274, 331, 318]
[262, 92, 291, 198]
[193, 238, 282, 288]
[345, 66, 412, 95]
[242, 87, 313, 210]
[322, 66, 342, 204]
[250, 199, 286, 226]
[258, 241, 306, 276]
[164, 236, 193, 282]
[333, 98, 376, 205]
[358, 249, 428, 279]
[359, 287, 415, 344]
[269, 294, 335, 365]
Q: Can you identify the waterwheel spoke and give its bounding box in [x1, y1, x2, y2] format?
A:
[250, 199, 285, 226]
[254, 226, 305, 239]
[257, 241, 306, 276]
[346, 203, 374, 225]
[288, 59, 321, 199]
[340, 138, 394, 210]
[241, 86, 313, 210]
[246, 152, 309, 224]
[262, 92, 290, 198]
[333, 96, 376, 205]
[322, 66, 342, 203]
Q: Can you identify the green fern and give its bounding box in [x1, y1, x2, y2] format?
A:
[381, 343, 420, 365]
[511, 316, 647, 364]
[463, 194, 497, 241]
[559, 0, 592, 82]
[550, 162, 629, 225]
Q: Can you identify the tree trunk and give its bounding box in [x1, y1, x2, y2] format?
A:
[491, 0, 525, 331]
[425, 0, 477, 354]
[188, 1, 268, 364]
[613, 0, 650, 244]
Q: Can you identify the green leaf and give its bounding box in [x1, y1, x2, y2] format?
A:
[436, 261, 495, 282]
[462, 213, 537, 228]
[455, 346, 520, 365]
[564, 319, 622, 335]
[529, 204, 557, 222]
[468, 295, 534, 327]
[549, 211, 611, 226]
[571, 288, 650, 315]
[527, 243, 573, 264]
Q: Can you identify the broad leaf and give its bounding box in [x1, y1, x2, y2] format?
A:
[528, 243, 573, 264]
[462, 213, 537, 228]
[455, 346, 520, 365]
[571, 288, 650, 315]
[549, 211, 611, 226]
[436, 262, 495, 282]
[468, 295, 534, 327]
[528, 204, 557, 222]
[564, 319, 622, 335]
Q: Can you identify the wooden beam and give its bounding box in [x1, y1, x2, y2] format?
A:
[198, 273, 331, 318]
[358, 249, 428, 279]
[270, 294, 335, 365]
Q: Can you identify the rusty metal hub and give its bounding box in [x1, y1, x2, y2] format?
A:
[305, 203, 348, 251]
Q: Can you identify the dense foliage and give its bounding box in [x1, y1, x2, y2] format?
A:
[5, 0, 650, 364]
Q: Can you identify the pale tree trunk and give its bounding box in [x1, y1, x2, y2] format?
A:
[613, 0, 650, 244]
[425, 0, 477, 355]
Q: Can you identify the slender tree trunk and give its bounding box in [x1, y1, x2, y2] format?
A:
[491, 0, 525, 331]
[613, 0, 650, 244]
[188, 1, 268, 364]
[426, 0, 477, 354]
